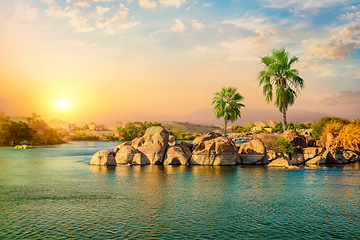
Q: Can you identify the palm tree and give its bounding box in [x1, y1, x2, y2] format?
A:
[257, 47, 304, 131]
[212, 86, 245, 136]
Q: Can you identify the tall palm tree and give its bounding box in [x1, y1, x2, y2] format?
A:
[212, 86, 245, 136]
[257, 47, 304, 131]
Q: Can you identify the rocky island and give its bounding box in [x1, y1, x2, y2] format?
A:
[90, 126, 360, 167]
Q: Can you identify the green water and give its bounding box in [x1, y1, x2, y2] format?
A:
[1, 141, 360, 239]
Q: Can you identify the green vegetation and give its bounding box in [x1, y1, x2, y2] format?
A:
[257, 47, 305, 131]
[70, 132, 100, 141]
[273, 122, 312, 132]
[168, 125, 202, 140]
[312, 117, 351, 140]
[231, 122, 254, 133]
[212, 86, 245, 136]
[319, 120, 360, 152]
[274, 138, 295, 155]
[117, 121, 163, 141]
[0, 112, 63, 146]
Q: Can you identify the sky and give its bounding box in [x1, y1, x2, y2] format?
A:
[0, 0, 360, 124]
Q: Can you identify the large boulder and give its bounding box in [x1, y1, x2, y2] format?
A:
[344, 151, 360, 163]
[193, 132, 222, 144]
[280, 130, 307, 148]
[114, 141, 131, 153]
[131, 153, 148, 165]
[90, 150, 117, 166]
[290, 153, 305, 165]
[303, 147, 323, 161]
[323, 148, 346, 164]
[239, 139, 267, 164]
[306, 156, 326, 165]
[131, 126, 169, 165]
[268, 157, 291, 167]
[164, 144, 190, 165]
[168, 135, 177, 146]
[190, 137, 239, 165]
[115, 144, 141, 164]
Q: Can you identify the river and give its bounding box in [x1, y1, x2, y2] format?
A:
[1, 141, 360, 239]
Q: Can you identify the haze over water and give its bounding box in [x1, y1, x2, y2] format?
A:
[1, 141, 360, 239]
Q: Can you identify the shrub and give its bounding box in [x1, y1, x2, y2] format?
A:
[273, 122, 283, 132]
[274, 138, 295, 155]
[320, 121, 360, 152]
[336, 123, 360, 152]
[312, 117, 350, 140]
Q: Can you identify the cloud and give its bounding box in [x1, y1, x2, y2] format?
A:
[222, 16, 278, 32]
[139, 0, 156, 9]
[69, 16, 87, 28]
[204, 3, 212, 7]
[96, 6, 110, 14]
[308, 40, 358, 60]
[46, 6, 79, 18]
[318, 91, 360, 106]
[159, 0, 186, 8]
[339, 12, 360, 21]
[186, 7, 190, 11]
[191, 19, 204, 29]
[104, 21, 140, 34]
[96, 16, 109, 29]
[41, 0, 58, 4]
[263, 0, 346, 10]
[171, 19, 186, 32]
[14, 1, 40, 20]
[221, 29, 279, 61]
[339, 25, 360, 40]
[219, 28, 223, 33]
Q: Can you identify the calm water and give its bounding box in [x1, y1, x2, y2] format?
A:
[1, 141, 360, 239]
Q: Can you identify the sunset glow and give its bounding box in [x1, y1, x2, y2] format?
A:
[56, 100, 69, 110]
[0, 0, 359, 124]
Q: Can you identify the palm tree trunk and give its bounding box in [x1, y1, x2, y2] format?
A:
[224, 116, 228, 136]
[283, 110, 287, 131]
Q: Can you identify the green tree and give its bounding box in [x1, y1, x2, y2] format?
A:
[257, 47, 305, 131]
[212, 86, 245, 136]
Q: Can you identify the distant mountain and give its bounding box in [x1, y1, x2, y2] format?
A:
[109, 108, 334, 126]
[47, 119, 70, 128]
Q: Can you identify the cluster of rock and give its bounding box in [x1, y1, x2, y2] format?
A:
[90, 127, 360, 168]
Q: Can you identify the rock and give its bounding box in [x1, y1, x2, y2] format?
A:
[115, 144, 142, 165]
[239, 139, 266, 165]
[164, 144, 190, 165]
[190, 137, 239, 166]
[114, 141, 132, 153]
[306, 156, 326, 165]
[344, 151, 360, 163]
[90, 150, 117, 166]
[280, 130, 307, 148]
[180, 141, 193, 152]
[307, 139, 315, 147]
[131, 153, 148, 165]
[316, 140, 322, 147]
[168, 135, 177, 146]
[268, 157, 291, 167]
[300, 129, 312, 137]
[290, 153, 304, 165]
[322, 148, 346, 164]
[265, 150, 278, 163]
[131, 126, 169, 165]
[303, 147, 323, 161]
[193, 132, 222, 144]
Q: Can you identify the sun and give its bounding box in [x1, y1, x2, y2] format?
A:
[56, 99, 69, 110]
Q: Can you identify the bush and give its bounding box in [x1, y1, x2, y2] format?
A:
[320, 121, 360, 152]
[231, 122, 254, 133]
[274, 138, 295, 155]
[312, 117, 350, 140]
[273, 123, 283, 132]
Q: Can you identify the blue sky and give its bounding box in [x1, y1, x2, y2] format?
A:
[0, 0, 359, 123]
